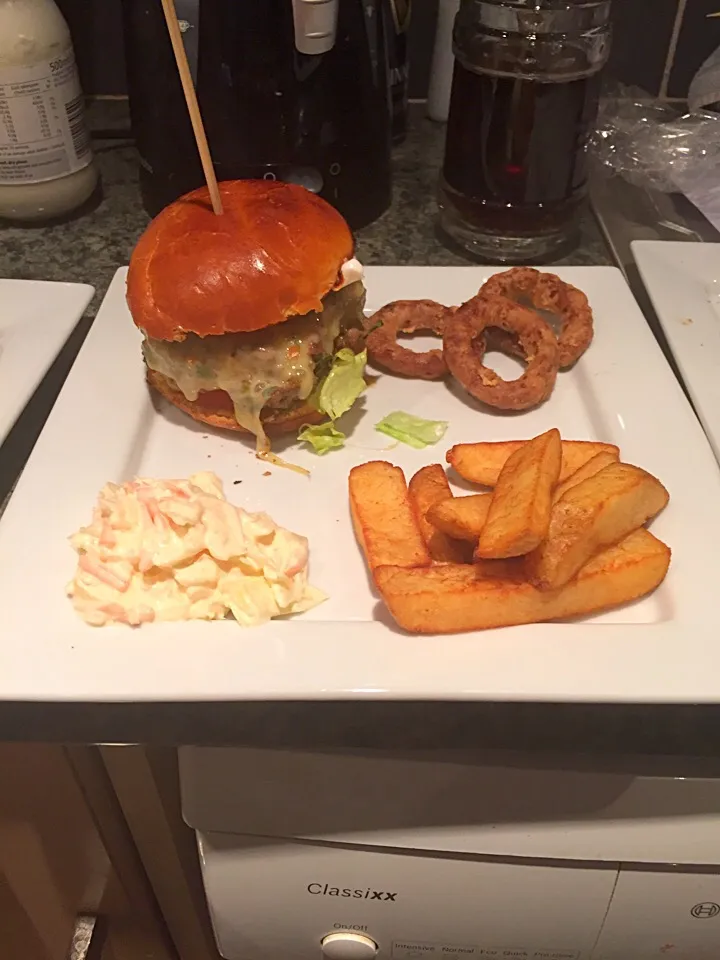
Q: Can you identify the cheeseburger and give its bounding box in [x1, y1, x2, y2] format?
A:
[126, 179, 368, 454]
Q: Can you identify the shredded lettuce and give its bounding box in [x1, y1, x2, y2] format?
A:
[316, 348, 367, 420]
[298, 349, 368, 454]
[374, 411, 449, 449]
[298, 422, 346, 455]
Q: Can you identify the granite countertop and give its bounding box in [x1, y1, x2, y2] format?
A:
[0, 103, 610, 315]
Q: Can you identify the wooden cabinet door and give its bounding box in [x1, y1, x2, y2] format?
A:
[0, 744, 175, 960]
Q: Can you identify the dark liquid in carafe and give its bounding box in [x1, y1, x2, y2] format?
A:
[442, 60, 602, 237]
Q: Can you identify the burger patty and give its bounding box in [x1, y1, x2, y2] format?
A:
[141, 281, 367, 437]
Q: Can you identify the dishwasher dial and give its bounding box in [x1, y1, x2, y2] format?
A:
[321, 931, 378, 960]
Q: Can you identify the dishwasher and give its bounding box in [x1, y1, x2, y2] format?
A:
[179, 746, 720, 960]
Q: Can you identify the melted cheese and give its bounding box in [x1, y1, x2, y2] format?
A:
[142, 282, 365, 452]
[258, 450, 310, 477]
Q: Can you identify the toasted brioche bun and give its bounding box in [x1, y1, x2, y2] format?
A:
[147, 370, 325, 437]
[127, 179, 354, 342]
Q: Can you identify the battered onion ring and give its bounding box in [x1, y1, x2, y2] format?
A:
[366, 299, 452, 380]
[443, 294, 560, 411]
[480, 267, 593, 368]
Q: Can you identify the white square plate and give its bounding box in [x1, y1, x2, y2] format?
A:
[632, 241, 720, 465]
[0, 279, 94, 444]
[1, 265, 719, 704]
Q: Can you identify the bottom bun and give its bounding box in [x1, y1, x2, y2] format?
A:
[146, 369, 325, 437]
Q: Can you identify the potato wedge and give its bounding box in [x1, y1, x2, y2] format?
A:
[447, 440, 620, 487]
[374, 529, 670, 634]
[526, 462, 670, 590]
[408, 465, 472, 563]
[552, 450, 619, 503]
[349, 461, 431, 573]
[476, 429, 562, 559]
[426, 493, 492, 542]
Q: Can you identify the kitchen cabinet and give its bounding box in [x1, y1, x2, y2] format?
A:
[0, 744, 177, 960]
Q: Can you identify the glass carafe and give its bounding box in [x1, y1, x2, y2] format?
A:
[438, 0, 611, 263]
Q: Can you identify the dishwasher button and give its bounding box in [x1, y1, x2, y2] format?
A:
[321, 932, 378, 960]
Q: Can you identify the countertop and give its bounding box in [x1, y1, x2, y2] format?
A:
[3, 104, 720, 753]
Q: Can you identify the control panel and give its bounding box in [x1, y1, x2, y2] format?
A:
[197, 832, 616, 960]
[198, 832, 720, 960]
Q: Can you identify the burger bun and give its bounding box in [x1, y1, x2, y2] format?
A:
[127, 179, 355, 342]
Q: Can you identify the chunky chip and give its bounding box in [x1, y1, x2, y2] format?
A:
[349, 461, 431, 573]
[525, 462, 669, 590]
[374, 529, 670, 634]
[476, 429, 562, 559]
[350, 429, 671, 636]
[447, 439, 620, 487]
[552, 449, 620, 503]
[408, 465, 471, 563]
[426, 493, 492, 542]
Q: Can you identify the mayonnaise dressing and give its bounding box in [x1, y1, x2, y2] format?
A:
[338, 257, 364, 288]
[67, 472, 325, 627]
[0, 0, 98, 221]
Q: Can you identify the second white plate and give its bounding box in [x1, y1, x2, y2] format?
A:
[0, 278, 94, 445]
[633, 240, 720, 465]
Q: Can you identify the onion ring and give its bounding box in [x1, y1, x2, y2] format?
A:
[480, 267, 593, 368]
[366, 299, 452, 380]
[443, 294, 560, 411]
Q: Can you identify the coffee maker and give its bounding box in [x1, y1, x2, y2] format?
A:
[122, 0, 393, 229]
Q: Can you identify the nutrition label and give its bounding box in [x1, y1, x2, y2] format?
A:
[0, 52, 92, 184]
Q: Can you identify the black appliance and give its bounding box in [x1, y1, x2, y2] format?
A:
[122, 0, 393, 229]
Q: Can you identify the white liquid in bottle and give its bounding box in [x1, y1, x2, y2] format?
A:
[0, 0, 98, 222]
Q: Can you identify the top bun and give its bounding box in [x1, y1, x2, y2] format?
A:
[127, 179, 355, 342]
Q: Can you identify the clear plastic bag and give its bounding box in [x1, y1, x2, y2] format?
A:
[590, 83, 720, 194]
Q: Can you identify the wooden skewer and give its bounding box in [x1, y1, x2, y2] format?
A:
[160, 0, 223, 215]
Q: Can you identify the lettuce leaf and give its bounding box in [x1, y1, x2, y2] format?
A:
[298, 422, 346, 455]
[298, 349, 367, 455]
[374, 411, 449, 449]
[316, 348, 367, 421]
